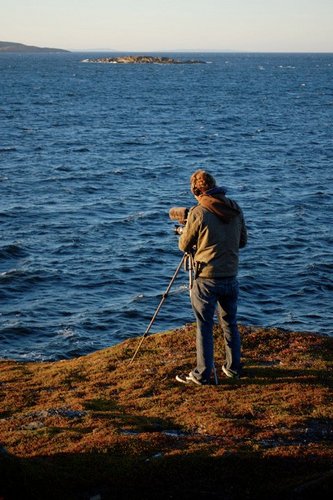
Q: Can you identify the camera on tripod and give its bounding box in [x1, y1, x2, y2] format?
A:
[169, 207, 189, 235]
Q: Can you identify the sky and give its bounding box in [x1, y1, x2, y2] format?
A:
[1, 0, 333, 52]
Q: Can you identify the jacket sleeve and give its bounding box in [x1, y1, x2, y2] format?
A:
[178, 207, 201, 253]
[239, 212, 248, 249]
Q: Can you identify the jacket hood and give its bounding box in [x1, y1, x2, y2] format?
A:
[198, 187, 241, 223]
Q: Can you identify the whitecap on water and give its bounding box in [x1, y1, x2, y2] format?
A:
[124, 212, 146, 222]
[57, 327, 76, 338]
[132, 293, 145, 302]
[169, 284, 189, 295]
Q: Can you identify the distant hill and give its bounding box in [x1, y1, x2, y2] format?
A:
[0, 41, 69, 53]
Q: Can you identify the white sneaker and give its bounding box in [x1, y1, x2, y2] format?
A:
[222, 365, 240, 379]
[175, 372, 207, 385]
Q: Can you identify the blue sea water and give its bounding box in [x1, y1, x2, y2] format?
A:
[0, 52, 332, 361]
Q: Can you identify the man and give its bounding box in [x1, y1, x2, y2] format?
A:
[176, 170, 247, 385]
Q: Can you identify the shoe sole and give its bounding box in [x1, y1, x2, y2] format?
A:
[175, 375, 191, 384]
[222, 366, 240, 379]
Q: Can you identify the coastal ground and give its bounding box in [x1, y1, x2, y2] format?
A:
[1, 324, 332, 499]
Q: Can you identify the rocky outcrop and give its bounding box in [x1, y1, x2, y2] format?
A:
[1, 324, 332, 499]
[82, 55, 205, 64]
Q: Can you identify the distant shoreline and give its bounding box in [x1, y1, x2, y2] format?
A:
[0, 41, 69, 53]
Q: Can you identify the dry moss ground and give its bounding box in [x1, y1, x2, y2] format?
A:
[1, 325, 332, 499]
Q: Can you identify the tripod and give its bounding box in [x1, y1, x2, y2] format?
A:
[129, 252, 192, 364]
[129, 252, 219, 385]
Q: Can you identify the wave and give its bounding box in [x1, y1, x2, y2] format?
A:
[123, 211, 147, 223]
[1, 325, 34, 337]
[0, 244, 27, 260]
[131, 293, 145, 302]
[0, 146, 17, 153]
[0, 268, 54, 294]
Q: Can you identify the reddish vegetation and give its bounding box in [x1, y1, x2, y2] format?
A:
[1, 325, 332, 499]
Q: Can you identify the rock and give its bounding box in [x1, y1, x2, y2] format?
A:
[81, 55, 205, 64]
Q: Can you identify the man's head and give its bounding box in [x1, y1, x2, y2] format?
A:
[190, 170, 216, 197]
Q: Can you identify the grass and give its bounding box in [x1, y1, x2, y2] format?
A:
[0, 324, 332, 499]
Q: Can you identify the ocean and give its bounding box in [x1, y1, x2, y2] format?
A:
[0, 52, 332, 361]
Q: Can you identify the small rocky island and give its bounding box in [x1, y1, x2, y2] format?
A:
[81, 55, 205, 64]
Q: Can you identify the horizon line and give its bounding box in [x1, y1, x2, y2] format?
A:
[70, 48, 333, 54]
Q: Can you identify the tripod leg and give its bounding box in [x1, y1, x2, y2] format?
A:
[129, 253, 186, 364]
[213, 363, 219, 385]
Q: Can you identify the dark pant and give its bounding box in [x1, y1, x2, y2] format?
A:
[190, 277, 241, 382]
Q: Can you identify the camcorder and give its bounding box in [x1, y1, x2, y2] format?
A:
[169, 207, 189, 235]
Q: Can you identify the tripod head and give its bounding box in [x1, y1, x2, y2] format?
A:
[169, 207, 189, 235]
[169, 207, 189, 224]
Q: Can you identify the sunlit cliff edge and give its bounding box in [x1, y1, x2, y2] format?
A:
[1, 324, 332, 499]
